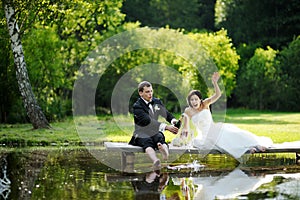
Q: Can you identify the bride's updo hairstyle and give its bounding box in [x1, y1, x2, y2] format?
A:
[187, 90, 203, 107]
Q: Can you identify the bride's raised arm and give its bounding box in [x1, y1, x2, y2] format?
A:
[203, 72, 221, 106]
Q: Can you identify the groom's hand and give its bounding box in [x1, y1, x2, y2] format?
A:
[165, 125, 178, 134]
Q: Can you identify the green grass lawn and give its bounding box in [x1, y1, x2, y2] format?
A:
[0, 109, 299, 147]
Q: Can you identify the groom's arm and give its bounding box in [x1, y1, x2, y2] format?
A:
[153, 98, 176, 124]
[153, 99, 178, 134]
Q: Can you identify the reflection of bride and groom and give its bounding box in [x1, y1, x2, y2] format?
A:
[131, 168, 266, 200]
[131, 167, 300, 200]
[128, 71, 297, 170]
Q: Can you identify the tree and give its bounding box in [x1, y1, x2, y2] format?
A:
[1, 0, 125, 122]
[276, 36, 300, 111]
[188, 29, 240, 97]
[3, 0, 50, 128]
[122, 0, 216, 31]
[236, 46, 279, 110]
[218, 0, 300, 49]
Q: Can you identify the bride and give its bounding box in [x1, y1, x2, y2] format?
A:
[181, 72, 273, 160]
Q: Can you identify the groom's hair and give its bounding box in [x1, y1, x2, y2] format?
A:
[138, 81, 152, 92]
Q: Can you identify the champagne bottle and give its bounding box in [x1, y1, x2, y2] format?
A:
[174, 114, 183, 128]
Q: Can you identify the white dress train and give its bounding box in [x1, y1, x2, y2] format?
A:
[191, 109, 273, 159]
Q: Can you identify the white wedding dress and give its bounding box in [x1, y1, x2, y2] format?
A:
[191, 109, 273, 159]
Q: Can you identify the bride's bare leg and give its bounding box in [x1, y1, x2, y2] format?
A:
[157, 143, 169, 160]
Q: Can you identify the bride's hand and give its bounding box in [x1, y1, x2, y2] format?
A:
[212, 72, 220, 83]
[181, 129, 188, 138]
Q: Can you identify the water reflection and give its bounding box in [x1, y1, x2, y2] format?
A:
[0, 157, 11, 200]
[0, 148, 299, 200]
[173, 168, 274, 199]
[131, 172, 169, 200]
[185, 170, 300, 199]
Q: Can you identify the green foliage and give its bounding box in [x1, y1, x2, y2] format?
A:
[234, 37, 300, 112]
[218, 0, 300, 49]
[2, 0, 300, 124]
[122, 0, 216, 31]
[187, 29, 240, 97]
[23, 27, 71, 121]
[51, 0, 125, 40]
[95, 27, 194, 114]
[236, 46, 280, 110]
[1, 0, 126, 122]
[32, 0, 126, 120]
[236, 43, 261, 68]
[276, 36, 300, 111]
[93, 27, 239, 114]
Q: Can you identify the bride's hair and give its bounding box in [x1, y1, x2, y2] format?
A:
[187, 90, 203, 107]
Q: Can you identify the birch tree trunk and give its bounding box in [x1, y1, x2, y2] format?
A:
[3, 0, 50, 129]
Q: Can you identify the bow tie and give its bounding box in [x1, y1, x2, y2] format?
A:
[147, 101, 154, 106]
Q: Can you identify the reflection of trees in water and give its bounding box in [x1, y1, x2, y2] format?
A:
[0, 157, 10, 200]
[3, 150, 49, 200]
[4, 149, 127, 199]
[17, 151, 48, 200]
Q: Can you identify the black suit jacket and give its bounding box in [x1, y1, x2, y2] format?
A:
[131, 97, 175, 138]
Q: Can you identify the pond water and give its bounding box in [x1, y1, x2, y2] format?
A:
[0, 148, 299, 200]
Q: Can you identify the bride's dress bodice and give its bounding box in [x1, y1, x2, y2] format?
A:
[191, 109, 213, 139]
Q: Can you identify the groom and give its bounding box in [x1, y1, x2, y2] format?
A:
[129, 81, 179, 169]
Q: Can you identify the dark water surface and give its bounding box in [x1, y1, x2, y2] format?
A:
[0, 148, 299, 200]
